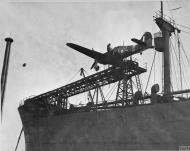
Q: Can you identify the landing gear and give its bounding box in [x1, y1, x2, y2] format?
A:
[94, 65, 100, 71]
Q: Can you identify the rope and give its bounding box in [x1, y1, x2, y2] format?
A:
[144, 51, 157, 94]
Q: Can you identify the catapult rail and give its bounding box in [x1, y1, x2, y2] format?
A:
[24, 61, 146, 105]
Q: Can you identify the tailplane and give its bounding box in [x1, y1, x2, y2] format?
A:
[131, 32, 153, 48]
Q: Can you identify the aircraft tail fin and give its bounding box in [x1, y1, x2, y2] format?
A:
[131, 32, 153, 48]
[141, 32, 153, 48]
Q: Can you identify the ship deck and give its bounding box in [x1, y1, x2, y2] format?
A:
[19, 99, 190, 151]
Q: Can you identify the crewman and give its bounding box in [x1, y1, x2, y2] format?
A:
[107, 43, 112, 53]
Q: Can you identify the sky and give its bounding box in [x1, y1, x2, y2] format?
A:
[0, 1, 190, 151]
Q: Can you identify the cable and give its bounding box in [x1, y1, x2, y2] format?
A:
[170, 41, 179, 90]
[166, 1, 190, 36]
[83, 69, 89, 76]
[171, 40, 181, 88]
[181, 0, 190, 13]
[166, 1, 174, 20]
[180, 29, 190, 35]
[15, 127, 23, 151]
[176, 23, 190, 30]
[154, 51, 156, 84]
[176, 33, 183, 90]
[178, 36, 190, 87]
[157, 51, 163, 91]
[144, 51, 157, 94]
[171, 37, 190, 89]
[107, 84, 117, 100]
[179, 36, 190, 66]
[105, 82, 118, 100]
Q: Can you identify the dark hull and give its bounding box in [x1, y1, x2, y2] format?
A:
[19, 101, 190, 151]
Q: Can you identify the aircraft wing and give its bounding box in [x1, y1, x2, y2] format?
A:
[66, 43, 104, 60]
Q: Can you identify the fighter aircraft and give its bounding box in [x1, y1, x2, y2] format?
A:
[66, 32, 153, 71]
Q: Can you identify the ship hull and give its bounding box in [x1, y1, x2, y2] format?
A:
[19, 101, 190, 151]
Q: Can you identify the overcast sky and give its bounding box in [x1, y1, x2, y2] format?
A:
[0, 1, 190, 151]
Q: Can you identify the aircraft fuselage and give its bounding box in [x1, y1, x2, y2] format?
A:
[97, 44, 146, 66]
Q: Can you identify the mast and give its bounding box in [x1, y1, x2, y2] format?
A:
[1, 37, 13, 116]
[155, 1, 175, 95]
[161, 1, 163, 18]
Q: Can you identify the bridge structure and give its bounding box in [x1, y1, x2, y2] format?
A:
[24, 60, 146, 110]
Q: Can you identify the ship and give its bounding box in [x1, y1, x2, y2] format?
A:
[2, 1, 189, 151]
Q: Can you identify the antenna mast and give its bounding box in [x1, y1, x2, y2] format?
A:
[155, 1, 175, 96]
[1, 38, 13, 118]
[161, 1, 163, 18]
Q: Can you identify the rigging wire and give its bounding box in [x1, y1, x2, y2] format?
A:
[157, 51, 163, 91]
[154, 51, 156, 84]
[107, 83, 117, 100]
[165, 1, 190, 36]
[144, 51, 157, 94]
[105, 82, 118, 100]
[179, 36, 190, 66]
[179, 57, 190, 88]
[166, 0, 190, 37]
[166, 1, 174, 20]
[171, 39, 190, 89]
[107, 84, 117, 100]
[162, 49, 164, 92]
[179, 61, 189, 89]
[176, 23, 190, 30]
[167, 37, 173, 92]
[171, 40, 182, 82]
[83, 69, 89, 76]
[172, 32, 190, 89]
[180, 30, 190, 35]
[181, 0, 190, 13]
[170, 39, 180, 90]
[15, 127, 23, 151]
[176, 32, 183, 90]
[178, 36, 190, 87]
[80, 68, 95, 103]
